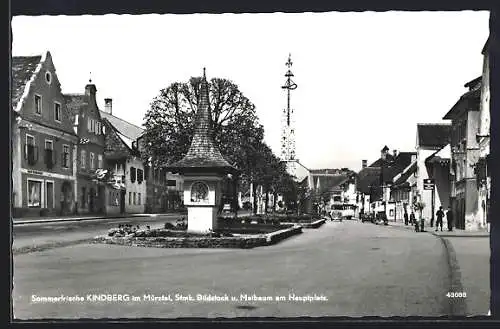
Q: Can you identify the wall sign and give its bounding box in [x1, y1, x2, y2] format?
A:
[423, 178, 435, 190]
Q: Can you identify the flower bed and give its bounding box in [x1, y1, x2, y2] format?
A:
[94, 224, 302, 249]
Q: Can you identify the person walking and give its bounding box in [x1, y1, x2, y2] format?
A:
[435, 206, 444, 232]
[404, 211, 409, 226]
[447, 206, 454, 232]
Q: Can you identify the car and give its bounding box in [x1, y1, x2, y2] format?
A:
[375, 211, 388, 225]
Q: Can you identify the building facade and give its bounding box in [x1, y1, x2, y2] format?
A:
[415, 123, 451, 226]
[443, 78, 481, 230]
[476, 38, 491, 231]
[12, 52, 79, 217]
[64, 83, 107, 214]
[390, 161, 417, 222]
[101, 101, 146, 214]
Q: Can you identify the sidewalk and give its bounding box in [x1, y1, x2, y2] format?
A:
[387, 220, 490, 315]
[388, 220, 490, 237]
[12, 213, 180, 225]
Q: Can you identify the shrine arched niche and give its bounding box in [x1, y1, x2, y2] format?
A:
[190, 181, 209, 203]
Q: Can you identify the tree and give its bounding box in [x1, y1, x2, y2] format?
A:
[142, 77, 264, 174]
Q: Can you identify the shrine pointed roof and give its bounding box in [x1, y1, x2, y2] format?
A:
[168, 69, 238, 174]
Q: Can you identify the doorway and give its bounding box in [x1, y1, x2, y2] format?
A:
[46, 182, 54, 210]
[89, 188, 95, 213]
[120, 190, 126, 214]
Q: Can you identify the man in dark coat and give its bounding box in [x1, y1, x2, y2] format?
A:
[436, 206, 445, 232]
[404, 211, 409, 225]
[447, 206, 454, 232]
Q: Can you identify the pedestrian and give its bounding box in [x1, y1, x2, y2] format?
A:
[410, 211, 416, 225]
[447, 206, 454, 232]
[414, 216, 420, 232]
[404, 211, 409, 226]
[435, 206, 444, 232]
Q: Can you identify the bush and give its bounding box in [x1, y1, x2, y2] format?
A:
[164, 222, 175, 230]
[242, 201, 252, 210]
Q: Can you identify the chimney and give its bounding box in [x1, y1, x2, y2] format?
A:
[362, 160, 367, 169]
[104, 98, 112, 115]
[393, 149, 398, 157]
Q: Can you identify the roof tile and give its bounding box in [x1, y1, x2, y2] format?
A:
[11, 56, 42, 109]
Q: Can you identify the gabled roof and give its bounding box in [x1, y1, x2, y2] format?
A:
[464, 76, 482, 89]
[370, 154, 395, 168]
[426, 144, 451, 165]
[417, 123, 451, 149]
[100, 110, 144, 141]
[393, 162, 417, 186]
[312, 174, 350, 195]
[443, 80, 482, 120]
[380, 152, 416, 183]
[11, 54, 43, 111]
[358, 151, 415, 195]
[102, 117, 140, 158]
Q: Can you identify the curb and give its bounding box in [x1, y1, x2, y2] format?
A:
[302, 218, 326, 229]
[265, 224, 303, 245]
[13, 214, 167, 225]
[432, 233, 490, 238]
[13, 237, 97, 255]
[432, 233, 468, 316]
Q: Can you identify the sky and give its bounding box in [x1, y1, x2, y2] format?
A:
[11, 11, 490, 172]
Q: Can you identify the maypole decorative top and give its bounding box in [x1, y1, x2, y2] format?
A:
[168, 69, 239, 175]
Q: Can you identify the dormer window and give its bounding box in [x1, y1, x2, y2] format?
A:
[45, 71, 52, 84]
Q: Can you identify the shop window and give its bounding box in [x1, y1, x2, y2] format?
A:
[129, 192, 132, 205]
[133, 192, 136, 205]
[138, 193, 141, 205]
[27, 180, 42, 208]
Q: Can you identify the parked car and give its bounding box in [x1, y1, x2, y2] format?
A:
[375, 211, 388, 225]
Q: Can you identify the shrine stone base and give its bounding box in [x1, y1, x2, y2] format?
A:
[187, 206, 219, 233]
